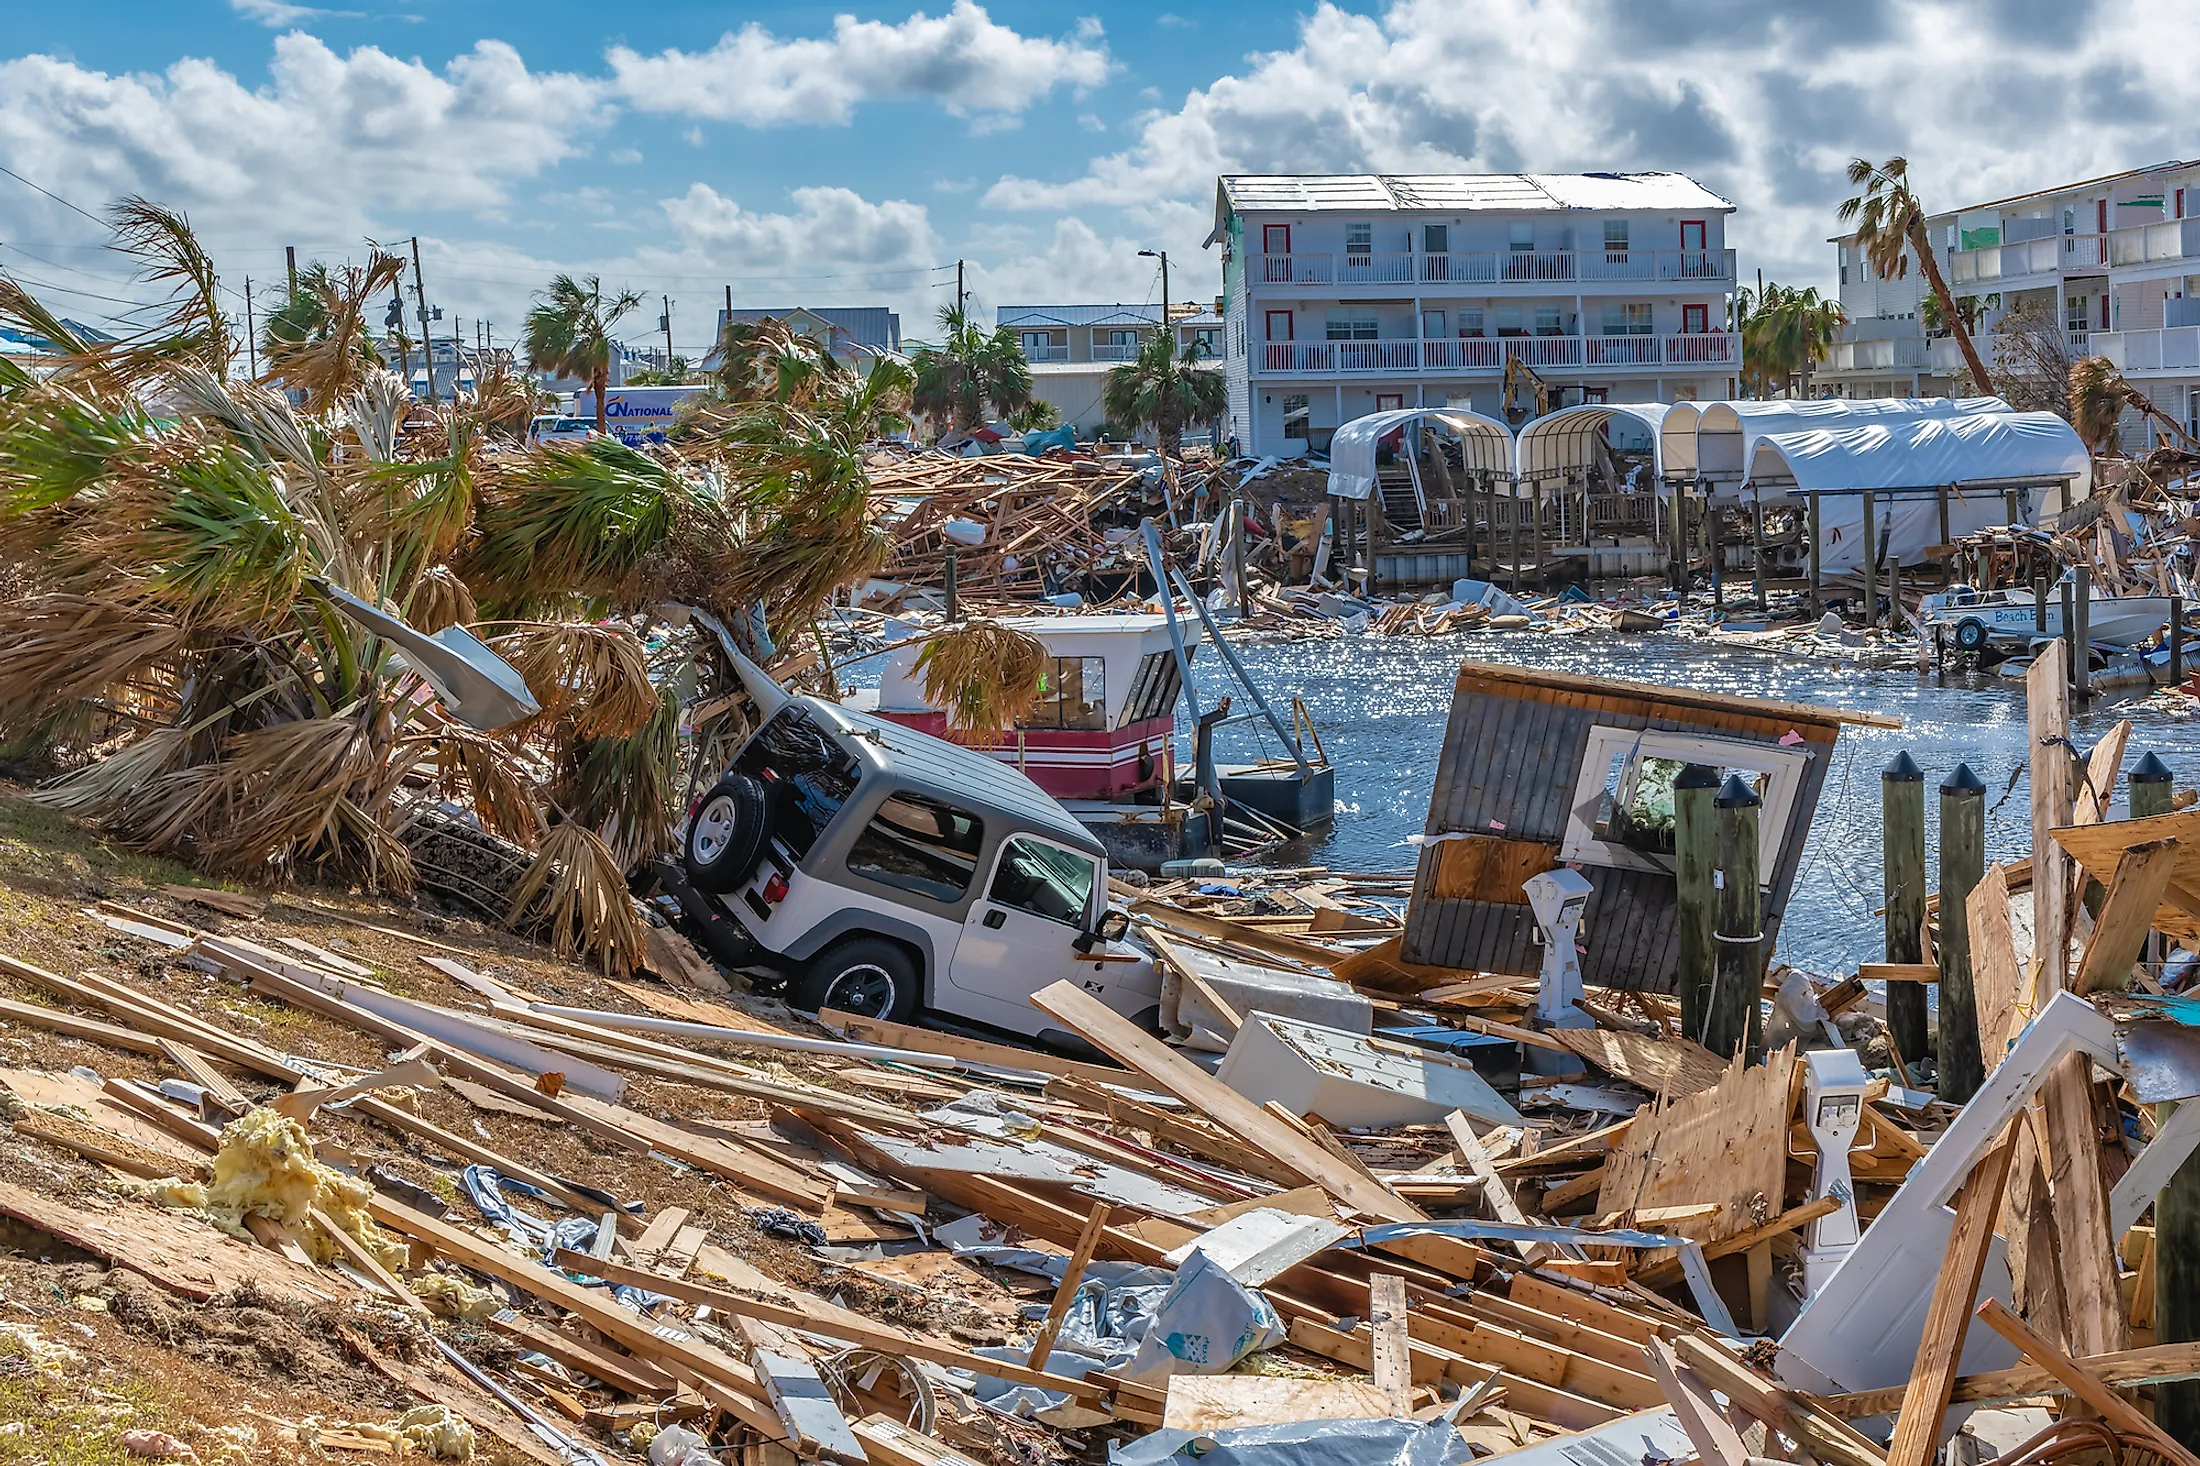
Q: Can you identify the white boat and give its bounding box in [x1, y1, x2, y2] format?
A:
[1920, 582, 2173, 652]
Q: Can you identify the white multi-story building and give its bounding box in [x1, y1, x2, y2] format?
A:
[1822, 159, 2200, 441]
[1205, 173, 1740, 457]
[996, 303, 1223, 437]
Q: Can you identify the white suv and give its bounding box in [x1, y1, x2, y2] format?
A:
[673, 697, 1162, 1045]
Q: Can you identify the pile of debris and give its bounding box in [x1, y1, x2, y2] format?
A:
[2, 648, 2200, 1466]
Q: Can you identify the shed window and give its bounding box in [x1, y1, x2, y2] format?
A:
[846, 793, 984, 902]
[1559, 725, 1810, 877]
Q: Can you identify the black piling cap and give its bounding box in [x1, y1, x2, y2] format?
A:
[1715, 773, 1763, 809]
[1941, 762, 1987, 795]
[1673, 762, 1723, 792]
[1882, 750, 1924, 783]
[2134, 752, 2174, 785]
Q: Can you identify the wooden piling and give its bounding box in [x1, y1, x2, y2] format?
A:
[2074, 565, 2092, 699]
[2062, 578, 2080, 694]
[1861, 490, 1877, 630]
[1674, 762, 1721, 1048]
[1710, 503, 1724, 610]
[1232, 496, 1251, 620]
[1750, 490, 1766, 607]
[2034, 574, 2049, 634]
[1530, 482, 1545, 591]
[1882, 752, 1928, 1081]
[1807, 491, 1823, 619]
[1937, 485, 1952, 558]
[1936, 763, 1987, 1104]
[1710, 773, 1763, 1062]
[2173, 594, 2185, 687]
[2151, 753, 2200, 1442]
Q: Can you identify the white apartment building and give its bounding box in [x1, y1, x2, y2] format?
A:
[1205, 173, 1740, 457]
[995, 303, 1223, 437]
[1822, 158, 2200, 439]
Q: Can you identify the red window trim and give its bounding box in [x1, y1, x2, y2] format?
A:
[1262, 224, 1291, 254]
[1264, 310, 1294, 341]
[1681, 304, 1709, 334]
[1679, 220, 1707, 250]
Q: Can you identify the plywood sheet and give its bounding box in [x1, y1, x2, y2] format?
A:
[1162, 1374, 1396, 1430]
[1428, 836, 1560, 904]
[1594, 1043, 1798, 1246]
[0, 1181, 356, 1304]
[1547, 1029, 1730, 1098]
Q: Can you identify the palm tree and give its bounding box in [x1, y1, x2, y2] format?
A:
[259, 252, 409, 413]
[1103, 332, 1227, 458]
[523, 274, 645, 434]
[1739, 283, 1845, 398]
[712, 316, 841, 407]
[910, 305, 1031, 436]
[1840, 157, 1991, 393]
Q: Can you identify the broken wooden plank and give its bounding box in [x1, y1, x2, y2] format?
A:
[487, 1310, 676, 1397]
[1027, 1201, 1110, 1373]
[1029, 980, 1425, 1223]
[2072, 840, 2179, 995]
[1819, 1341, 2200, 1417]
[1161, 1375, 1397, 1430]
[1371, 1272, 1414, 1415]
[160, 884, 266, 920]
[730, 1314, 866, 1463]
[1883, 1133, 2016, 1466]
[273, 1057, 441, 1125]
[1975, 1298, 2200, 1466]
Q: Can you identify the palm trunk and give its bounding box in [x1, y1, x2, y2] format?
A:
[1910, 223, 1991, 394]
[591, 364, 609, 434]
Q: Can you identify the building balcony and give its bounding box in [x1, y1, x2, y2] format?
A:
[1824, 337, 1934, 372]
[2109, 217, 2200, 269]
[2093, 327, 2200, 374]
[1090, 343, 1141, 362]
[1948, 221, 2200, 288]
[1256, 332, 1737, 375]
[1023, 344, 1068, 362]
[1250, 248, 1736, 290]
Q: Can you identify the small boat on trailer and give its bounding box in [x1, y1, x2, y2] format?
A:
[849, 612, 1334, 871]
[1919, 581, 2174, 654]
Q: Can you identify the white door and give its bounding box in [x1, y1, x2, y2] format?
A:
[946, 833, 1103, 1032]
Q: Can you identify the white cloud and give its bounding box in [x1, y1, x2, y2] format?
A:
[0, 35, 603, 247]
[963, 217, 1180, 315]
[1077, 113, 1107, 133]
[228, 0, 359, 26]
[607, 1, 1111, 125]
[984, 0, 2200, 286]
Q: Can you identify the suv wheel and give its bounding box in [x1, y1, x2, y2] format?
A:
[684, 774, 771, 893]
[791, 937, 919, 1023]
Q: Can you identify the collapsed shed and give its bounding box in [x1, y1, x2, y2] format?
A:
[1399, 661, 1897, 990]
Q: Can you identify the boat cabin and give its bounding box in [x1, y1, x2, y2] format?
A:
[862, 614, 1196, 802]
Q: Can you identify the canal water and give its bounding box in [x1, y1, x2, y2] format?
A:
[1218, 630, 2200, 976]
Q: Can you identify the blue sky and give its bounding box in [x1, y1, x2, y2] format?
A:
[1, 1, 2193, 356]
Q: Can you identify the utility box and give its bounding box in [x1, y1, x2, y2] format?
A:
[1217, 1013, 1521, 1130]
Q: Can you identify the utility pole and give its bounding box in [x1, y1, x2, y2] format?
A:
[410, 236, 436, 404]
[285, 246, 297, 297]
[453, 314, 465, 395]
[244, 278, 257, 378]
[956, 259, 965, 318]
[661, 294, 676, 375]
[1139, 248, 1171, 346]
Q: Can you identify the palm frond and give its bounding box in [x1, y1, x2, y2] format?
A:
[915, 620, 1048, 742]
[261, 251, 408, 413]
[506, 819, 645, 974]
[404, 565, 477, 634]
[466, 438, 701, 612]
[492, 621, 658, 740]
[562, 683, 679, 871]
[0, 594, 190, 736]
[105, 197, 233, 383]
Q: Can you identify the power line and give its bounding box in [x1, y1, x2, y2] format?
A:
[0, 163, 105, 227]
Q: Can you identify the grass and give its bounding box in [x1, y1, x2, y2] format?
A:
[0, 794, 206, 900]
[0, 1335, 178, 1466]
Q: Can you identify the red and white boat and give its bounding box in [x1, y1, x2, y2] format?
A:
[846, 613, 1333, 869]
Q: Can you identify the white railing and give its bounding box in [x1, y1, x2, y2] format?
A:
[2110, 217, 2200, 267]
[1828, 337, 1934, 371]
[2094, 327, 2200, 373]
[1253, 248, 1736, 287]
[1256, 332, 1737, 374]
[1090, 343, 1141, 362]
[1023, 345, 1066, 362]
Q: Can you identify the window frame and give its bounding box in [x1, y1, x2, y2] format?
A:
[985, 833, 1101, 930]
[842, 789, 987, 904]
[1344, 221, 1373, 257]
[1681, 303, 1709, 334]
[1265, 309, 1294, 342]
[1325, 307, 1380, 342]
[1559, 724, 1809, 878]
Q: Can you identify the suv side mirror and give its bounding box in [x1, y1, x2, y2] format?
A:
[1096, 910, 1131, 942]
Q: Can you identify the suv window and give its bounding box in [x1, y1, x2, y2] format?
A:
[988, 837, 1097, 927]
[847, 792, 984, 902]
[736, 708, 857, 859]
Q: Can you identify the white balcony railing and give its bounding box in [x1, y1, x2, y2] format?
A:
[1946, 222, 2200, 285]
[1090, 343, 1141, 362]
[2094, 327, 2200, 373]
[1256, 332, 1737, 375]
[1023, 345, 1067, 362]
[1254, 248, 1736, 288]
[2110, 217, 2200, 268]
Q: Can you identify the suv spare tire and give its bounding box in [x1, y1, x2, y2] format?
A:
[684, 773, 771, 893]
[791, 936, 919, 1023]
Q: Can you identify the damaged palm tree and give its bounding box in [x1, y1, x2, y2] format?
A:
[2069, 355, 2200, 457]
[0, 201, 656, 968]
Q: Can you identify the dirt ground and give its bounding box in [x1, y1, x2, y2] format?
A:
[0, 783, 1037, 1463]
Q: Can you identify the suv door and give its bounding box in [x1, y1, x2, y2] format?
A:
[945, 833, 1104, 1031]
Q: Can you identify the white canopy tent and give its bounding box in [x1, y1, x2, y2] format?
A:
[1658, 401, 1707, 480]
[1692, 397, 2013, 501]
[1747, 411, 2089, 576]
[1514, 403, 1672, 484]
[1326, 407, 1515, 501]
